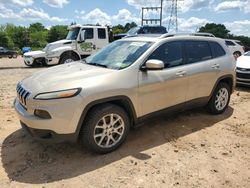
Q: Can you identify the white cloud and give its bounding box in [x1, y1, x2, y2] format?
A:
[19, 8, 67, 22]
[178, 17, 210, 32]
[112, 9, 140, 24]
[224, 20, 250, 37]
[214, 1, 242, 12]
[126, 0, 213, 13]
[0, 3, 21, 19]
[11, 0, 33, 7]
[43, 0, 69, 8]
[76, 8, 111, 25]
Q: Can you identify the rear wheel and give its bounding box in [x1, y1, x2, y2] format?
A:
[207, 82, 231, 114]
[80, 104, 130, 154]
[233, 51, 241, 58]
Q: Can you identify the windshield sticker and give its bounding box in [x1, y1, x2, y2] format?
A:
[130, 42, 147, 47]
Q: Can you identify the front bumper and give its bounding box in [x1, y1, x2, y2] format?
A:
[14, 95, 85, 142]
[20, 121, 77, 142]
[236, 69, 250, 86]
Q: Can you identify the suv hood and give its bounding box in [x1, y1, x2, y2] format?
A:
[20, 61, 115, 93]
[236, 56, 250, 68]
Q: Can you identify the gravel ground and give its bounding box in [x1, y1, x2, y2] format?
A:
[0, 56, 249, 188]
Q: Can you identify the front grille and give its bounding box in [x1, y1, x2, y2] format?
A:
[236, 72, 250, 79]
[16, 84, 31, 108]
[237, 67, 250, 71]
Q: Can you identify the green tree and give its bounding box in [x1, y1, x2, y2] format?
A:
[29, 22, 46, 33]
[47, 25, 68, 43]
[124, 22, 137, 32]
[0, 31, 13, 48]
[30, 31, 48, 48]
[199, 23, 230, 38]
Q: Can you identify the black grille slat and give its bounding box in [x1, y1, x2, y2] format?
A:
[16, 84, 30, 109]
[236, 72, 250, 79]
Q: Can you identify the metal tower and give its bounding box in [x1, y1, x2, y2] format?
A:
[168, 0, 178, 32]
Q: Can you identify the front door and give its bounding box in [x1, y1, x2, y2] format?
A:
[77, 28, 96, 56]
[138, 41, 188, 117]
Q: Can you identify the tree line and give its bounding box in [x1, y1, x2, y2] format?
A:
[0, 22, 249, 51]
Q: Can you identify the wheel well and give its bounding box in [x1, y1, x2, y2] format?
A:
[233, 51, 241, 56]
[218, 77, 233, 93]
[60, 51, 80, 61]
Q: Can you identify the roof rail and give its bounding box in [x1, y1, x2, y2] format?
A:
[159, 32, 215, 39]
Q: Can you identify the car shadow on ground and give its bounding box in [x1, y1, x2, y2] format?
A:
[236, 85, 250, 92]
[1, 107, 234, 184]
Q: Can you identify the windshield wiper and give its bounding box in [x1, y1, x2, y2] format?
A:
[86, 62, 107, 68]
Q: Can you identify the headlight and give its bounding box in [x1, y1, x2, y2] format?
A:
[34, 88, 81, 100]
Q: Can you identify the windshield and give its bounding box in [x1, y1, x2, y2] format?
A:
[127, 27, 140, 36]
[85, 40, 153, 70]
[66, 27, 80, 40]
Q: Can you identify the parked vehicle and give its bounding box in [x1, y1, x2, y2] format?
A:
[22, 47, 32, 55]
[23, 24, 110, 67]
[0, 47, 18, 58]
[113, 25, 167, 40]
[225, 39, 245, 57]
[15, 33, 235, 153]
[236, 51, 250, 86]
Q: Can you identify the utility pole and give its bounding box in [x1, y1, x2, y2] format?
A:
[141, 0, 163, 26]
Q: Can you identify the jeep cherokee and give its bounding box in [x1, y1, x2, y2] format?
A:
[14, 34, 236, 153]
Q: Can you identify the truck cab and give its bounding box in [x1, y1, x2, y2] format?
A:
[23, 25, 110, 67]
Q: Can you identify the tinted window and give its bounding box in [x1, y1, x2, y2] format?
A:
[236, 41, 243, 46]
[185, 41, 212, 64]
[84, 28, 94, 39]
[140, 27, 166, 34]
[148, 41, 183, 68]
[98, 28, 106, 39]
[209, 42, 226, 58]
[225, 40, 235, 46]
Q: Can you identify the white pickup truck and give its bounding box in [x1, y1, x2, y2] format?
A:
[23, 24, 110, 66]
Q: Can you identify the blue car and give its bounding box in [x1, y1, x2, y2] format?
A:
[22, 47, 32, 55]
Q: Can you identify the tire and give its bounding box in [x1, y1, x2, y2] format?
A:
[80, 104, 130, 154]
[207, 82, 231, 114]
[12, 53, 18, 58]
[233, 51, 241, 58]
[59, 53, 80, 64]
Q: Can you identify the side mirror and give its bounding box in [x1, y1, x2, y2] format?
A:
[79, 30, 85, 42]
[141, 59, 164, 71]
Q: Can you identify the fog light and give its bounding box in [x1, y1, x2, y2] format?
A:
[34, 109, 51, 119]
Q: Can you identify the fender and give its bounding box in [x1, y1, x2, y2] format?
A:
[74, 95, 137, 139]
[49, 46, 81, 59]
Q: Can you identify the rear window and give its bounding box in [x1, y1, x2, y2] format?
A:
[209, 42, 226, 58]
[236, 41, 243, 46]
[185, 41, 212, 64]
[140, 27, 167, 34]
[98, 28, 106, 39]
[225, 40, 236, 46]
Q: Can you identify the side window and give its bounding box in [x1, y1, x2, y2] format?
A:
[98, 28, 106, 39]
[209, 42, 226, 58]
[185, 41, 212, 64]
[148, 41, 183, 68]
[84, 28, 94, 39]
[225, 40, 235, 46]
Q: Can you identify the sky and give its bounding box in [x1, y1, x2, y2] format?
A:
[0, 0, 250, 36]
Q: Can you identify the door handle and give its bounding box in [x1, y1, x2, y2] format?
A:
[176, 71, 186, 77]
[211, 64, 220, 69]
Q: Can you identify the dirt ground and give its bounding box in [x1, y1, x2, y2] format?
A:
[0, 56, 249, 188]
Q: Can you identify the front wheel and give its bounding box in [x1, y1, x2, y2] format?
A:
[80, 104, 130, 154]
[207, 82, 231, 114]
